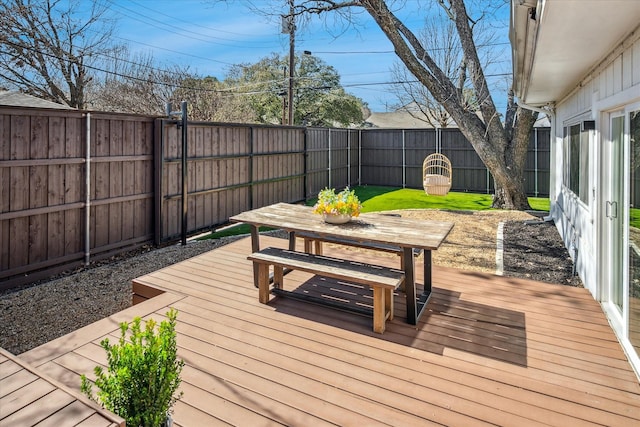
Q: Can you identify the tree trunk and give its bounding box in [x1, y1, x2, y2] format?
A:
[492, 173, 531, 210]
[297, 1, 540, 210]
[490, 104, 539, 209]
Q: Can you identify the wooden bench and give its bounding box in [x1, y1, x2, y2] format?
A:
[247, 247, 405, 334]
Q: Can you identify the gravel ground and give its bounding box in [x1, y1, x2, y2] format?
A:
[0, 212, 580, 355]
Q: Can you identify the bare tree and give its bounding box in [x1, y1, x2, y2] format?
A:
[172, 76, 257, 123]
[0, 0, 119, 108]
[89, 49, 192, 115]
[391, 12, 482, 128]
[290, 0, 538, 209]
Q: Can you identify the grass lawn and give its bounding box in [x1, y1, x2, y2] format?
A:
[200, 186, 549, 240]
[338, 186, 550, 213]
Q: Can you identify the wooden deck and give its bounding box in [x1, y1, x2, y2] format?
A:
[14, 235, 640, 426]
[0, 349, 124, 426]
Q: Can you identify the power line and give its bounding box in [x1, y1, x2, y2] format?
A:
[2, 38, 511, 98]
[104, 0, 279, 49]
[124, 0, 271, 39]
[306, 41, 510, 55]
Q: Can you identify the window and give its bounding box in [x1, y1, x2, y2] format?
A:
[564, 123, 590, 204]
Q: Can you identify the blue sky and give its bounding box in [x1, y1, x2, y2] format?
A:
[100, 0, 512, 113]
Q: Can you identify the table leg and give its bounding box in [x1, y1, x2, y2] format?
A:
[288, 231, 296, 250]
[412, 250, 434, 324]
[423, 250, 432, 295]
[402, 247, 417, 325]
[250, 225, 260, 288]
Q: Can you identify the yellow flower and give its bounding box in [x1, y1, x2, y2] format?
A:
[313, 187, 361, 217]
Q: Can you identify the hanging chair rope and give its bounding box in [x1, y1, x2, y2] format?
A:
[423, 153, 452, 196]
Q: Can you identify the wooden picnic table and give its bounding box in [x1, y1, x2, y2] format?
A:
[230, 203, 454, 325]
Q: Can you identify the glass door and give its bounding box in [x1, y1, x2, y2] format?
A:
[628, 109, 640, 355]
[609, 114, 625, 314]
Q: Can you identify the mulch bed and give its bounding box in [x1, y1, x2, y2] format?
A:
[502, 220, 583, 287]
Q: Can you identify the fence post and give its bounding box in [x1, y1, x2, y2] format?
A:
[153, 120, 162, 245]
[402, 129, 406, 188]
[358, 129, 362, 185]
[166, 101, 188, 245]
[303, 127, 308, 200]
[84, 113, 91, 266]
[180, 102, 188, 245]
[328, 128, 332, 188]
[347, 129, 351, 186]
[249, 126, 254, 209]
[534, 127, 539, 197]
[486, 168, 490, 194]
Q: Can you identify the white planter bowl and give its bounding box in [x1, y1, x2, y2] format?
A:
[322, 213, 352, 224]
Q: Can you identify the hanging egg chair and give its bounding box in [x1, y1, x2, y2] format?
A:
[422, 153, 452, 196]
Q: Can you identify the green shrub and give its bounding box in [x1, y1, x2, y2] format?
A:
[81, 308, 184, 427]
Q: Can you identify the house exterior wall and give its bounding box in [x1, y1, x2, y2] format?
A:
[552, 33, 640, 296]
[550, 31, 640, 374]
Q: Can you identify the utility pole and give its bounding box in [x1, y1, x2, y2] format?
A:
[285, 0, 295, 125]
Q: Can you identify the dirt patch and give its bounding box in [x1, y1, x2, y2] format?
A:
[397, 209, 536, 273]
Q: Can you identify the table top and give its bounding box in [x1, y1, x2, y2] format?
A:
[230, 203, 454, 250]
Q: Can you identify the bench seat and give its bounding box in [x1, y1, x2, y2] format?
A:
[248, 247, 405, 333]
[293, 232, 423, 293]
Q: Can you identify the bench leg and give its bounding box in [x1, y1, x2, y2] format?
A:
[386, 288, 394, 320]
[314, 240, 323, 255]
[255, 262, 270, 304]
[304, 238, 313, 253]
[372, 287, 386, 334]
[273, 265, 284, 290]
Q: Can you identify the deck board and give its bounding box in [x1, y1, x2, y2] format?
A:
[12, 235, 640, 426]
[0, 349, 124, 427]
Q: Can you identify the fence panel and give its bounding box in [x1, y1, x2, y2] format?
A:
[0, 108, 154, 289]
[160, 122, 251, 242]
[404, 129, 437, 188]
[251, 126, 305, 209]
[91, 115, 154, 251]
[1, 109, 84, 285]
[525, 128, 550, 196]
[348, 129, 361, 187]
[440, 128, 492, 193]
[328, 129, 350, 190]
[305, 128, 360, 196]
[360, 130, 405, 186]
[158, 123, 305, 243]
[305, 127, 329, 196]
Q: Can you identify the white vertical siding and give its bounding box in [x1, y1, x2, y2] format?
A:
[622, 46, 633, 90]
[553, 35, 640, 297]
[633, 40, 640, 86]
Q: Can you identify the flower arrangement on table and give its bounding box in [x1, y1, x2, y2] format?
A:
[313, 187, 362, 223]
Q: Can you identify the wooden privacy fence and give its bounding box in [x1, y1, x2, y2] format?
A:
[1, 105, 549, 289]
[158, 121, 306, 242]
[1, 107, 155, 289]
[360, 127, 550, 196]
